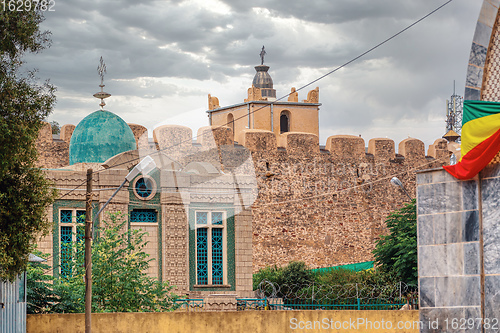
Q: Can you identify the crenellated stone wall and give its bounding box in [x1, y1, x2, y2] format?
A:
[36, 122, 70, 168]
[36, 122, 453, 272]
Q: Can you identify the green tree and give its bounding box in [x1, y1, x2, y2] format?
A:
[57, 213, 177, 313]
[373, 200, 417, 285]
[0, 10, 57, 281]
[49, 120, 60, 134]
[26, 248, 80, 314]
[27, 250, 58, 314]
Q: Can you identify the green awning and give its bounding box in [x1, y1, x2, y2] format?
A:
[310, 261, 374, 274]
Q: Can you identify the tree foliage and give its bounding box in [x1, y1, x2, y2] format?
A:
[253, 261, 314, 291]
[0, 9, 57, 281]
[28, 214, 178, 313]
[373, 200, 417, 285]
[26, 250, 57, 314]
[50, 120, 60, 134]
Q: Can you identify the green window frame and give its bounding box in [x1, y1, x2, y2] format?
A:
[59, 209, 85, 278]
[189, 206, 235, 291]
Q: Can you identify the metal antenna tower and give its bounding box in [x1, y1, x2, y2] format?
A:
[445, 81, 463, 137]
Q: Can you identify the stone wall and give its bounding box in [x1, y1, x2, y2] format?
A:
[248, 132, 446, 271]
[36, 123, 451, 273]
[36, 122, 69, 168]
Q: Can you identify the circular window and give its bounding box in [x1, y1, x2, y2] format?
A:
[132, 176, 156, 200]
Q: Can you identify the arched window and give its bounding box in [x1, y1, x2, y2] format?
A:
[280, 111, 290, 133]
[227, 113, 234, 135]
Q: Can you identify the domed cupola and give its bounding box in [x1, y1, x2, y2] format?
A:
[252, 46, 276, 100]
[68, 57, 137, 165]
[69, 110, 136, 165]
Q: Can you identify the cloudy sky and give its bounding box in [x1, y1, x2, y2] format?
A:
[26, 0, 483, 149]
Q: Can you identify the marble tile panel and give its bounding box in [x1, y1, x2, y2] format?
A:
[432, 215, 447, 244]
[417, 172, 433, 185]
[462, 180, 478, 211]
[484, 275, 500, 325]
[486, 0, 500, 9]
[435, 276, 481, 307]
[481, 163, 500, 179]
[418, 182, 462, 215]
[463, 307, 483, 333]
[466, 65, 484, 89]
[465, 87, 481, 101]
[446, 243, 464, 276]
[419, 243, 465, 277]
[464, 242, 480, 275]
[484, 240, 500, 275]
[473, 21, 493, 47]
[419, 245, 446, 277]
[479, 0, 498, 27]
[448, 213, 463, 244]
[434, 213, 462, 245]
[420, 308, 470, 333]
[482, 178, 500, 274]
[432, 170, 458, 184]
[463, 210, 479, 242]
[420, 277, 435, 308]
[418, 214, 434, 246]
[469, 43, 488, 67]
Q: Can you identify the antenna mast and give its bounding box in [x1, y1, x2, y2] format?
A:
[445, 80, 463, 138]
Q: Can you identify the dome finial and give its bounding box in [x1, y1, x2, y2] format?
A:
[260, 46, 266, 65]
[93, 56, 111, 110]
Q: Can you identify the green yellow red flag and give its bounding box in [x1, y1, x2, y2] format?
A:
[444, 100, 500, 180]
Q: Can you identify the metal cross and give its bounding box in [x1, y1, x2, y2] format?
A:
[260, 46, 266, 65]
[97, 56, 107, 86]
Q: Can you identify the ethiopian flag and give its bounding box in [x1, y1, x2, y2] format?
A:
[444, 100, 500, 180]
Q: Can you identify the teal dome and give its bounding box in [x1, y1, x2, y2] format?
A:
[69, 110, 137, 165]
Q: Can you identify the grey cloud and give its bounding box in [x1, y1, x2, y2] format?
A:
[24, 0, 485, 144]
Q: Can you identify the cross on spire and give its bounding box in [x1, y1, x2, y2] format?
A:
[260, 46, 266, 65]
[93, 56, 111, 109]
[97, 56, 107, 86]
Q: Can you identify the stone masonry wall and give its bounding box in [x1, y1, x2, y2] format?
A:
[36, 123, 451, 273]
[249, 134, 446, 272]
[36, 122, 69, 168]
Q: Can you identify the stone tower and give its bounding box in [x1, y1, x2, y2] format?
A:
[207, 49, 321, 145]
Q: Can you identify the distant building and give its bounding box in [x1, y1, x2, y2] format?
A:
[207, 63, 321, 145]
[35, 69, 256, 303]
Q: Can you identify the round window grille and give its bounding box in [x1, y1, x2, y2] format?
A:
[133, 177, 156, 200]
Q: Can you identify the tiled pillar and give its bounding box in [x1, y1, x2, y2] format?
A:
[481, 164, 500, 323]
[417, 169, 481, 332]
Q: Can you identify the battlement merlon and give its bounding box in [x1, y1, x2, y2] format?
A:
[37, 121, 453, 168]
[204, 100, 322, 114]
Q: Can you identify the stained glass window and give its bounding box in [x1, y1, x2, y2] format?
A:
[212, 212, 223, 225]
[135, 177, 154, 198]
[130, 209, 157, 222]
[196, 212, 208, 225]
[76, 210, 86, 224]
[60, 226, 73, 279]
[195, 211, 225, 285]
[197, 228, 208, 285]
[212, 228, 223, 285]
[59, 209, 86, 278]
[60, 210, 72, 223]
